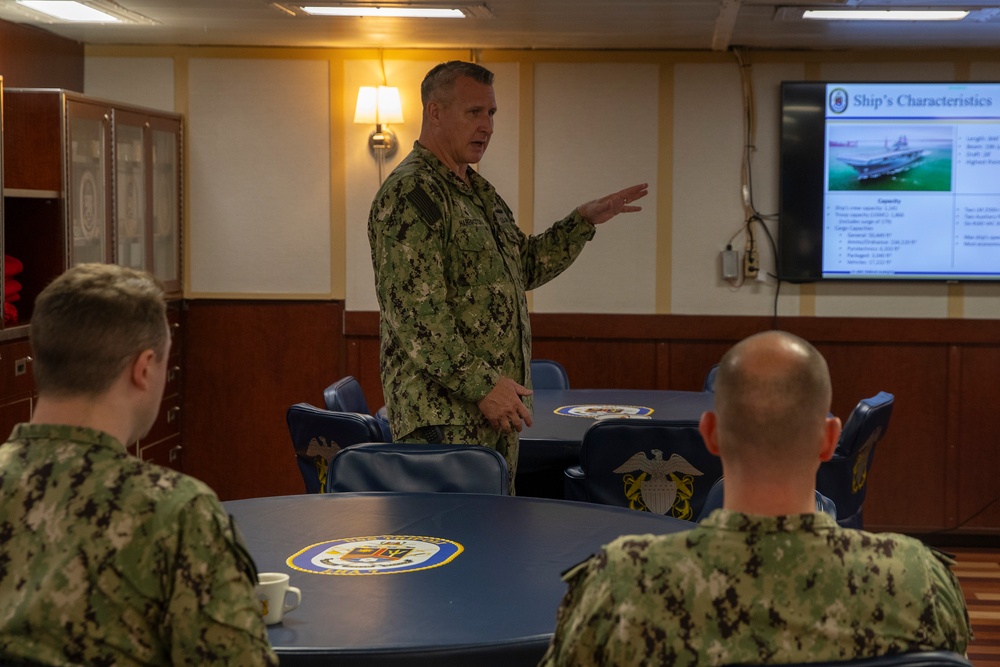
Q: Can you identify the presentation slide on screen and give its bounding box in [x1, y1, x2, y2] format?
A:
[822, 82, 1000, 277]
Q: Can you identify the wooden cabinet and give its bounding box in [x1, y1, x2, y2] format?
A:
[67, 97, 114, 265]
[3, 88, 183, 308]
[1, 88, 185, 470]
[0, 338, 35, 440]
[114, 108, 182, 295]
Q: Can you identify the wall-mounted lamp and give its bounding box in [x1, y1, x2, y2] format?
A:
[355, 85, 403, 184]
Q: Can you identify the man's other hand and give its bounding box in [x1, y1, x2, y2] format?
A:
[478, 376, 534, 433]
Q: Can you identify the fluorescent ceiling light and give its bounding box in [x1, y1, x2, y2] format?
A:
[802, 9, 970, 21]
[16, 0, 121, 22]
[300, 5, 465, 18]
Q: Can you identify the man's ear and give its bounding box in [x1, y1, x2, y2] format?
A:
[699, 411, 721, 457]
[130, 349, 156, 391]
[426, 101, 441, 125]
[819, 416, 842, 462]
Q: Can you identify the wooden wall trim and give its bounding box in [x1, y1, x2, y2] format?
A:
[348, 310, 1000, 345]
[945, 344, 962, 528]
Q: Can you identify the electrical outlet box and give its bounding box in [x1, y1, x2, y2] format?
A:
[722, 250, 739, 279]
[744, 251, 759, 278]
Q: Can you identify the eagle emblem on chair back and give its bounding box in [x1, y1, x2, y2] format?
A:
[302, 437, 342, 493]
[614, 450, 704, 517]
[851, 427, 880, 493]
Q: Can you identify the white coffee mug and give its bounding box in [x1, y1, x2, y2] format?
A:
[254, 572, 301, 625]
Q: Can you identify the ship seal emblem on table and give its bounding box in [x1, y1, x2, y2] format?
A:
[287, 535, 463, 575]
[554, 404, 655, 419]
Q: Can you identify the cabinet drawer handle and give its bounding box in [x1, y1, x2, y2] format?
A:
[167, 406, 181, 423]
[168, 366, 180, 382]
[169, 445, 182, 463]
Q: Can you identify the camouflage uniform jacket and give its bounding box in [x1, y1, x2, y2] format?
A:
[368, 141, 596, 442]
[0, 423, 278, 667]
[540, 509, 972, 667]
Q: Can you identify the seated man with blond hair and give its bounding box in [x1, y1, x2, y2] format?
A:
[0, 264, 277, 666]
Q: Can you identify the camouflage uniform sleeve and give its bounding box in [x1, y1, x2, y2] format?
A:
[372, 180, 500, 403]
[164, 494, 278, 666]
[521, 208, 596, 292]
[539, 551, 624, 667]
[924, 548, 974, 654]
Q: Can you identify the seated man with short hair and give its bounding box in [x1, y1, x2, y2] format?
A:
[0, 264, 277, 666]
[540, 330, 971, 666]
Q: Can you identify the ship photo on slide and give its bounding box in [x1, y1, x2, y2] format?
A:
[827, 124, 953, 192]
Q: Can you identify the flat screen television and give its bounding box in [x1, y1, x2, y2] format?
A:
[779, 81, 1000, 282]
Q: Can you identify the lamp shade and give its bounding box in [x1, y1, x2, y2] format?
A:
[376, 86, 403, 124]
[354, 85, 403, 125]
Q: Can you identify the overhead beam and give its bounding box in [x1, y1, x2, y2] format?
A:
[712, 0, 743, 51]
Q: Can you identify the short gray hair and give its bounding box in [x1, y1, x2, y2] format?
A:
[421, 61, 494, 106]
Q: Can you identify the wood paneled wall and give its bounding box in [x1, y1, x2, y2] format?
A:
[346, 310, 1000, 537]
[182, 300, 344, 500]
[0, 20, 83, 90]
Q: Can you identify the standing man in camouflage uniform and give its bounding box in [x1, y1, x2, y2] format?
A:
[368, 60, 648, 491]
[540, 330, 972, 666]
[0, 264, 277, 666]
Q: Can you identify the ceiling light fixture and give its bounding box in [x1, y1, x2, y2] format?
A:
[802, 9, 970, 21]
[16, 0, 120, 22]
[13, 0, 156, 24]
[300, 5, 465, 18]
[273, 3, 495, 19]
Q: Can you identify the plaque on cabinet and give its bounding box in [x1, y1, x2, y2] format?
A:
[78, 169, 99, 240]
[155, 176, 174, 237]
[122, 174, 140, 237]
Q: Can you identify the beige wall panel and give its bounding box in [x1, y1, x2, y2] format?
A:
[673, 61, 808, 316]
[477, 61, 520, 224]
[810, 61, 956, 318]
[532, 62, 658, 314]
[819, 61, 956, 83]
[743, 62, 796, 303]
[671, 63, 741, 316]
[84, 57, 174, 111]
[188, 58, 331, 295]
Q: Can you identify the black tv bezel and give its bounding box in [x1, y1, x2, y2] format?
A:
[778, 80, 1000, 284]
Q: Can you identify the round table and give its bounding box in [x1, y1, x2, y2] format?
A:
[225, 492, 692, 666]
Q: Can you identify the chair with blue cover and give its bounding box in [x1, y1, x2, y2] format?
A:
[323, 375, 392, 442]
[530, 359, 570, 390]
[327, 442, 509, 495]
[726, 651, 971, 667]
[703, 363, 719, 392]
[697, 476, 838, 522]
[815, 391, 894, 529]
[564, 418, 723, 521]
[286, 402, 386, 494]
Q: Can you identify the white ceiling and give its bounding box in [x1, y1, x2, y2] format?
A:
[0, 0, 999, 51]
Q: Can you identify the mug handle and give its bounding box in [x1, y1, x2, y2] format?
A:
[284, 586, 302, 613]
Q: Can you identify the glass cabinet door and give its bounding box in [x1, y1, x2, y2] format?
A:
[151, 117, 181, 293]
[114, 111, 147, 271]
[67, 100, 112, 265]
